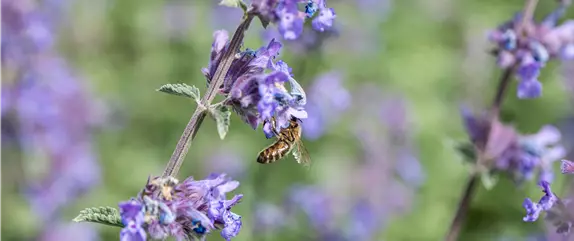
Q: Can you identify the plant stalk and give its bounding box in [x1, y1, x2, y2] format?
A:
[444, 1, 539, 240]
[162, 13, 255, 178]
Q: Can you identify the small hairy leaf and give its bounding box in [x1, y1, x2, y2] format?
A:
[73, 206, 124, 228]
[219, 0, 247, 12]
[456, 142, 476, 163]
[157, 83, 200, 102]
[480, 172, 498, 190]
[211, 105, 231, 140]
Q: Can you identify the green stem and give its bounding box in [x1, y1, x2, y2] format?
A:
[162, 13, 255, 178]
[444, 1, 539, 240]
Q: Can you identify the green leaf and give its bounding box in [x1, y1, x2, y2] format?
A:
[73, 206, 124, 228]
[219, 0, 247, 12]
[455, 142, 476, 163]
[157, 83, 200, 102]
[211, 105, 231, 140]
[480, 172, 499, 190]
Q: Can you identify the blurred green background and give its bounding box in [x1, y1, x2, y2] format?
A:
[3, 0, 574, 240]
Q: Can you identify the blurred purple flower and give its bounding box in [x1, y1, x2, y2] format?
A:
[522, 181, 574, 236]
[2, 1, 104, 241]
[488, 3, 574, 98]
[203, 31, 308, 137]
[516, 55, 543, 99]
[210, 0, 243, 30]
[310, 1, 336, 32]
[355, 0, 393, 22]
[346, 200, 380, 241]
[119, 200, 146, 241]
[253, 202, 286, 232]
[497, 125, 566, 183]
[163, 1, 196, 39]
[460, 107, 518, 161]
[251, 0, 337, 40]
[206, 148, 246, 178]
[460, 109, 565, 184]
[394, 150, 426, 187]
[261, 23, 338, 55]
[523, 181, 558, 222]
[285, 185, 334, 231]
[39, 223, 100, 241]
[561, 159, 574, 174]
[301, 71, 350, 139]
[544, 189, 574, 236]
[121, 174, 243, 241]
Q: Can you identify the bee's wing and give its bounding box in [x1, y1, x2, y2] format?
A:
[292, 140, 311, 169]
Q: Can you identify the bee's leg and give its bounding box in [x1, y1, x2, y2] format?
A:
[263, 118, 281, 137]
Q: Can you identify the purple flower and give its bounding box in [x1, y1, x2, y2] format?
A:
[119, 200, 146, 241]
[119, 174, 243, 240]
[204, 32, 308, 137]
[487, 3, 574, 99]
[544, 192, 574, 235]
[523, 181, 558, 222]
[276, 1, 305, 40]
[253, 202, 286, 232]
[2, 2, 105, 241]
[301, 71, 350, 139]
[206, 148, 246, 178]
[163, 1, 196, 40]
[497, 125, 565, 184]
[39, 223, 99, 241]
[210, 1, 243, 30]
[251, 0, 336, 40]
[311, 1, 336, 32]
[561, 159, 574, 174]
[516, 57, 543, 99]
[347, 200, 381, 241]
[285, 185, 334, 231]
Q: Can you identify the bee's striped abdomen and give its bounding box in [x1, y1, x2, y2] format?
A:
[257, 140, 292, 164]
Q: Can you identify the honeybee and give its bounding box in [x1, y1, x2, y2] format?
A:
[257, 116, 311, 167]
[150, 176, 179, 201]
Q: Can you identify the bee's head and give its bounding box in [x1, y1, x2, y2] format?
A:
[290, 116, 303, 124]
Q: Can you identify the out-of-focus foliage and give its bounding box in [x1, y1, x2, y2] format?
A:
[2, 0, 574, 241]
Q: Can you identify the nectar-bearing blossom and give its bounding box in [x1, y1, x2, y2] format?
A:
[251, 0, 337, 40]
[561, 159, 574, 174]
[301, 71, 350, 140]
[488, 2, 574, 99]
[203, 30, 308, 138]
[523, 181, 558, 222]
[496, 125, 566, 184]
[522, 181, 574, 235]
[461, 111, 565, 184]
[119, 174, 243, 241]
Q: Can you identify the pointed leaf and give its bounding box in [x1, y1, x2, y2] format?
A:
[211, 105, 231, 140]
[456, 142, 477, 163]
[73, 206, 124, 228]
[157, 83, 200, 102]
[480, 172, 499, 190]
[219, 0, 247, 12]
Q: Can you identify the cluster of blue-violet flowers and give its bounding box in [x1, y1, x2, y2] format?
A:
[461, 110, 565, 184]
[118, 174, 243, 241]
[522, 177, 574, 235]
[252, 0, 336, 40]
[488, 1, 573, 99]
[203, 30, 308, 138]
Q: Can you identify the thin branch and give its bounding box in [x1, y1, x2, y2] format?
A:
[162, 13, 255, 178]
[445, 1, 539, 240]
[445, 173, 479, 241]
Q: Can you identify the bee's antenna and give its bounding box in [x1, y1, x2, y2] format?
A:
[290, 115, 301, 122]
